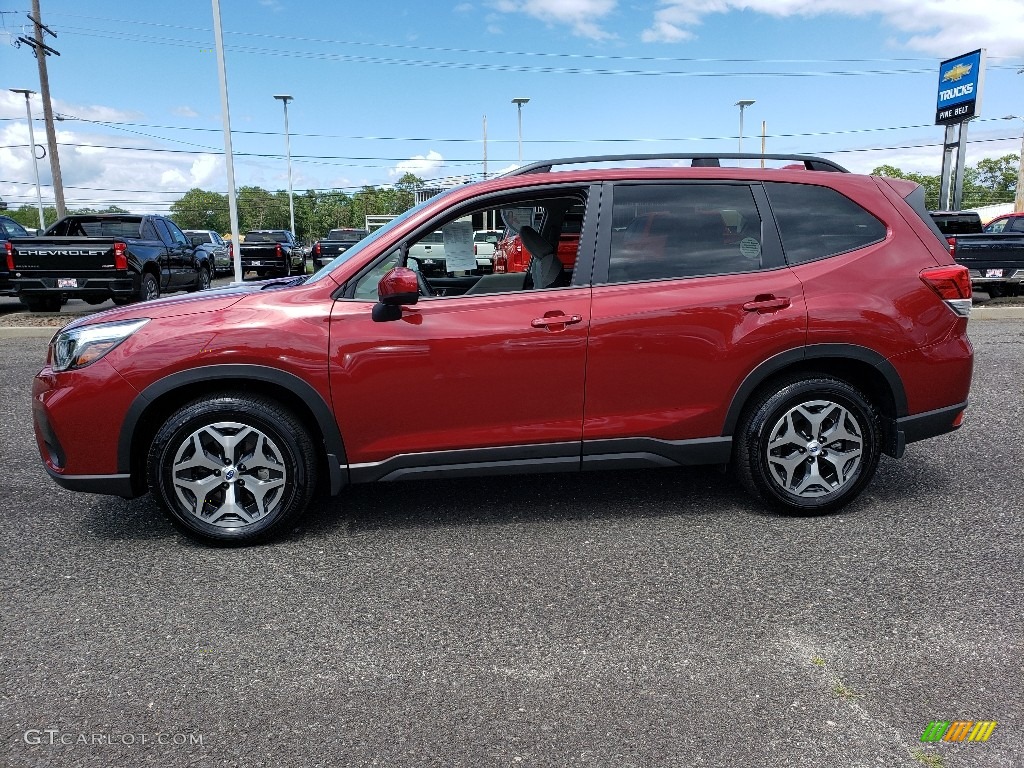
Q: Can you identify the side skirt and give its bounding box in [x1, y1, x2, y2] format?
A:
[348, 436, 734, 484]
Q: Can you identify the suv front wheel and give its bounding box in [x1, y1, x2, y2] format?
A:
[735, 376, 881, 514]
[147, 394, 318, 544]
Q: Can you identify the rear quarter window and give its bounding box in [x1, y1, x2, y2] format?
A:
[764, 182, 886, 265]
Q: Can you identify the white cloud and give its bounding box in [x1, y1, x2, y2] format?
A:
[390, 150, 445, 178]
[641, 0, 1024, 56]
[491, 0, 617, 40]
[173, 106, 200, 119]
[189, 155, 223, 188]
[50, 98, 141, 123]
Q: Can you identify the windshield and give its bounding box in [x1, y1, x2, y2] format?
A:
[306, 189, 458, 284]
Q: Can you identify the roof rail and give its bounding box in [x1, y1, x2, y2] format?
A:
[506, 153, 850, 176]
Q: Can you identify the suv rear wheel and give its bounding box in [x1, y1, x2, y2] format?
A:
[147, 394, 318, 544]
[735, 376, 881, 513]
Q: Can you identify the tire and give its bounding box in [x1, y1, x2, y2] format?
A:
[21, 295, 63, 312]
[192, 266, 211, 292]
[147, 394, 318, 545]
[140, 272, 161, 302]
[112, 296, 132, 306]
[735, 375, 881, 514]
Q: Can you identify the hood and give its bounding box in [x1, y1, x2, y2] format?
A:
[63, 282, 258, 332]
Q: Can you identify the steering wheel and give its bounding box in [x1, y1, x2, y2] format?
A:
[415, 268, 433, 298]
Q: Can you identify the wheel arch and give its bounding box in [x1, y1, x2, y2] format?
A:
[119, 365, 347, 497]
[723, 344, 908, 456]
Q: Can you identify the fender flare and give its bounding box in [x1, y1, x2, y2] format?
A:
[118, 364, 348, 494]
[721, 343, 909, 436]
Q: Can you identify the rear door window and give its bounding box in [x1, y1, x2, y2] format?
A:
[605, 183, 766, 283]
[764, 182, 886, 264]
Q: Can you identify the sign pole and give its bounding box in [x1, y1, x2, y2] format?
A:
[953, 123, 970, 211]
[939, 124, 955, 210]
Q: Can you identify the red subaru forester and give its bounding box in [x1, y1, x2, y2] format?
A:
[31, 154, 974, 545]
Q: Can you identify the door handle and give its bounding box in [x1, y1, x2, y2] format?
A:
[531, 314, 583, 329]
[743, 295, 791, 313]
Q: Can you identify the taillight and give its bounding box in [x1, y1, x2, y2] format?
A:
[473, 243, 479, 256]
[113, 241, 128, 270]
[276, 243, 282, 258]
[228, 241, 233, 258]
[921, 265, 971, 317]
[945, 236, 956, 257]
[5, 241, 13, 271]
[313, 242, 320, 256]
[493, 253, 506, 273]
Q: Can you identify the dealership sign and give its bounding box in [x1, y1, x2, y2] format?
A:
[935, 49, 986, 125]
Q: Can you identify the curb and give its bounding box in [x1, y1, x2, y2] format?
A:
[0, 327, 62, 339]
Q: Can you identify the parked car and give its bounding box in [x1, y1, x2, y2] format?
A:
[311, 228, 369, 269]
[1, 214, 34, 296]
[6, 213, 212, 311]
[239, 230, 304, 277]
[184, 229, 232, 275]
[983, 212, 1024, 234]
[928, 210, 983, 236]
[407, 230, 447, 276]
[492, 212, 582, 277]
[930, 211, 1024, 297]
[29, 153, 973, 545]
[472, 229, 502, 272]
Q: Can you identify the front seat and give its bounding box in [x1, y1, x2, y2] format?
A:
[519, 225, 562, 289]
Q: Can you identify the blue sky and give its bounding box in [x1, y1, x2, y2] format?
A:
[2, 0, 1023, 214]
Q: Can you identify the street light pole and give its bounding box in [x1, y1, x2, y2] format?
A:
[512, 97, 530, 164]
[211, 0, 243, 284]
[735, 100, 755, 154]
[10, 88, 46, 229]
[274, 94, 296, 236]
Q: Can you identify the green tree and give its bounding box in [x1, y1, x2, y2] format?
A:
[974, 154, 1019, 201]
[6, 205, 59, 230]
[872, 154, 1019, 210]
[169, 189, 230, 231]
[237, 186, 285, 232]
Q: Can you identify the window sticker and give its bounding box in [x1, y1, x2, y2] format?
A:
[442, 220, 475, 272]
[739, 237, 762, 260]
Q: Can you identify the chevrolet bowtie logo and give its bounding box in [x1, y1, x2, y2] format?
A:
[942, 63, 972, 83]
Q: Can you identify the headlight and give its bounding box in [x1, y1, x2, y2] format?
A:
[49, 318, 150, 372]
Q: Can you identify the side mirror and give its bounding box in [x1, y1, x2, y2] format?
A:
[372, 266, 419, 322]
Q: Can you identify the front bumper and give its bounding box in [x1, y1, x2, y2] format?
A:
[32, 360, 145, 497]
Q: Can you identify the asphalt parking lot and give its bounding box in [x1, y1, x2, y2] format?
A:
[1, 318, 1021, 767]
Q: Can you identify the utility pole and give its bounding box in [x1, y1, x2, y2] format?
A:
[21, 1, 67, 218]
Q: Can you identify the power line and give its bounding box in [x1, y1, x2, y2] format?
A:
[39, 14, 1024, 69]
[51, 25, 1024, 79]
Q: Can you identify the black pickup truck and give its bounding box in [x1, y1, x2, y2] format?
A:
[6, 214, 213, 311]
[239, 230, 305, 277]
[930, 211, 1024, 297]
[310, 228, 368, 269]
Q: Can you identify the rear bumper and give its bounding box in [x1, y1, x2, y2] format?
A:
[888, 401, 968, 458]
[14, 273, 137, 298]
[967, 268, 1024, 285]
